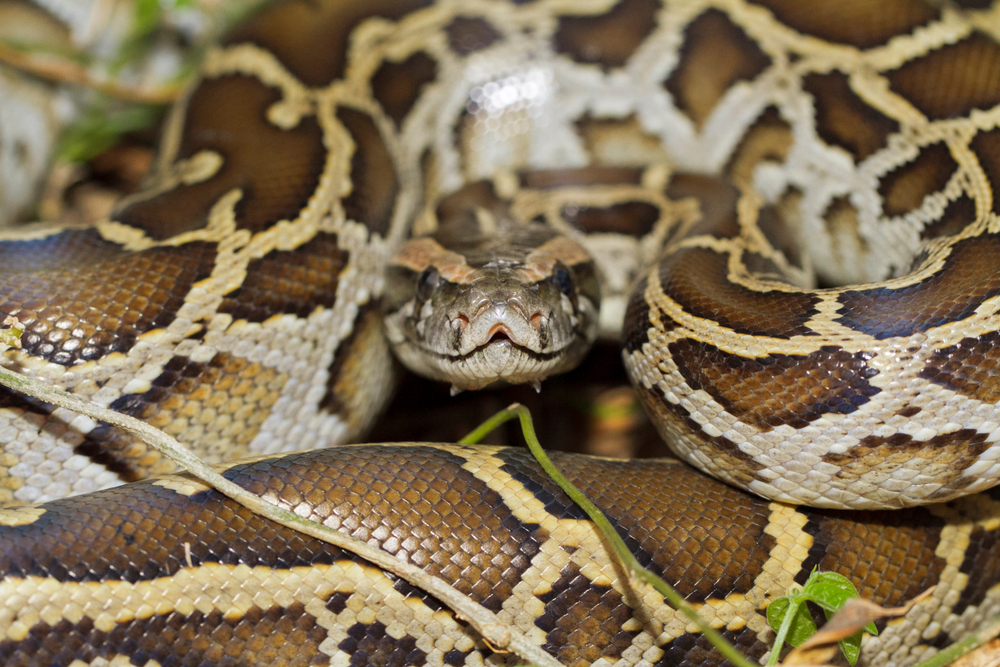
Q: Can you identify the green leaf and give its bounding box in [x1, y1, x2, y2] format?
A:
[0, 323, 22, 350]
[803, 572, 857, 613]
[766, 570, 881, 667]
[799, 572, 876, 667]
[804, 572, 878, 636]
[133, 0, 166, 37]
[766, 595, 817, 648]
[838, 628, 865, 667]
[57, 104, 164, 163]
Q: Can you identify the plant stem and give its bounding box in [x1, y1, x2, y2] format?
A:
[461, 403, 758, 667]
[0, 366, 564, 667]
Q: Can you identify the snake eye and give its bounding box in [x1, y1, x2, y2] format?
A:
[551, 262, 575, 297]
[416, 267, 440, 301]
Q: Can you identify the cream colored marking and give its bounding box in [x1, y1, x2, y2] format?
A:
[0, 505, 44, 526]
[183, 543, 194, 568]
[859, 499, 981, 663]
[474, 207, 499, 236]
[202, 45, 314, 129]
[1, 562, 476, 655]
[0, 223, 76, 242]
[69, 658, 164, 667]
[521, 235, 593, 282]
[97, 151, 227, 252]
[4, 1, 1000, 662]
[455, 446, 815, 647]
[392, 237, 469, 276]
[151, 477, 211, 496]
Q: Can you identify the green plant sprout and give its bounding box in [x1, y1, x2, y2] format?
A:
[766, 568, 877, 666]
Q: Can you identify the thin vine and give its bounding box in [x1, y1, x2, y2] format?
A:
[0, 360, 561, 667]
[460, 403, 758, 667]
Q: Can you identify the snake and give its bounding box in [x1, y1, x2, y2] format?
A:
[3, 0, 1000, 664]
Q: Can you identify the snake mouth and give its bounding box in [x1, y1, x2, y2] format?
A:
[486, 323, 512, 341]
[447, 336, 565, 363]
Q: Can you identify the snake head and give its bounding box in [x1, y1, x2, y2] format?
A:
[383, 221, 600, 391]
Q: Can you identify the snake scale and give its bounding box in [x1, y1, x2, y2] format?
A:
[3, 0, 1000, 665]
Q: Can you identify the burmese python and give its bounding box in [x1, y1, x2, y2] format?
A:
[3, 0, 1000, 665]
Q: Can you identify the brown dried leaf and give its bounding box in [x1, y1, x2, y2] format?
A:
[779, 644, 837, 666]
[783, 587, 935, 664]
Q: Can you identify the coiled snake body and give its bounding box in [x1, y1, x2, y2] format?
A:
[3, 1, 1000, 665]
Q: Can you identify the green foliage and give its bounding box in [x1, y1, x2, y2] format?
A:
[57, 103, 164, 163]
[0, 323, 22, 350]
[766, 569, 878, 666]
[133, 0, 196, 38]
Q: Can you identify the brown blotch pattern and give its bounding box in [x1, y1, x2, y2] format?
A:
[520, 166, 643, 190]
[0, 604, 330, 667]
[658, 248, 820, 337]
[741, 251, 784, 279]
[659, 627, 770, 667]
[822, 431, 992, 499]
[803, 71, 900, 162]
[319, 303, 384, 417]
[337, 621, 426, 666]
[223, 0, 432, 87]
[498, 448, 777, 604]
[435, 180, 507, 223]
[536, 567, 641, 667]
[804, 508, 946, 605]
[3, 445, 988, 664]
[836, 234, 1000, 339]
[0, 447, 545, 595]
[0, 229, 126, 275]
[724, 106, 793, 183]
[970, 128, 1000, 214]
[748, 0, 938, 49]
[919, 330, 1000, 404]
[79, 349, 289, 479]
[574, 113, 671, 164]
[668, 339, 880, 431]
[0, 242, 216, 366]
[118, 75, 328, 239]
[562, 201, 660, 236]
[955, 520, 1000, 613]
[756, 204, 803, 269]
[622, 276, 654, 353]
[371, 51, 438, 128]
[953, 0, 994, 7]
[663, 9, 771, 128]
[665, 174, 741, 240]
[445, 16, 501, 55]
[878, 143, 957, 218]
[72, 431, 143, 483]
[553, 0, 660, 70]
[636, 380, 765, 490]
[886, 32, 1000, 120]
[338, 107, 399, 237]
[219, 232, 348, 322]
[240, 450, 546, 613]
[921, 195, 977, 241]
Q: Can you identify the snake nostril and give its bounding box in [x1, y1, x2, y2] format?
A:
[452, 314, 469, 331]
[530, 313, 544, 329]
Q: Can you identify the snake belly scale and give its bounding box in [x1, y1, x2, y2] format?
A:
[3, 0, 1000, 665]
